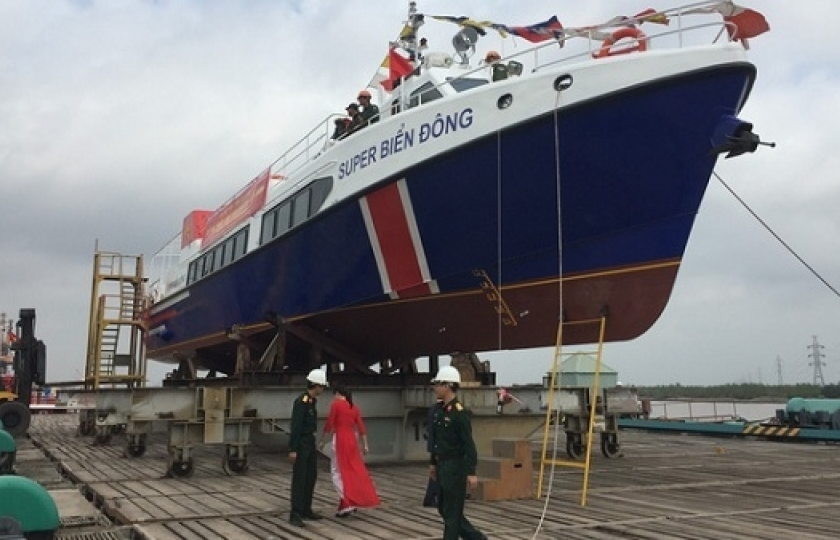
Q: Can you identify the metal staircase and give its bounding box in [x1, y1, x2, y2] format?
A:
[84, 251, 148, 389]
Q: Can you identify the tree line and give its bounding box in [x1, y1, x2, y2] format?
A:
[636, 383, 840, 401]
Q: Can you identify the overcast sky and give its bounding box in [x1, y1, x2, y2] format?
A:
[1, 1, 838, 387]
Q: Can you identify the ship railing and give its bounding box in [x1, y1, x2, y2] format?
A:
[406, 2, 742, 108]
[248, 3, 745, 179]
[146, 233, 182, 301]
[532, 22, 735, 75]
[268, 123, 332, 178]
[171, 117, 334, 249]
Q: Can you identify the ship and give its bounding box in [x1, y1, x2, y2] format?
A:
[144, 2, 771, 377]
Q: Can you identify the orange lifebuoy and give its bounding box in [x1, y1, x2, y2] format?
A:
[593, 27, 648, 59]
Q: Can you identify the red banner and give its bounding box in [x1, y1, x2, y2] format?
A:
[181, 210, 213, 248]
[202, 168, 271, 249]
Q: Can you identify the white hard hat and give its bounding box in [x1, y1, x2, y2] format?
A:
[432, 366, 461, 384]
[306, 368, 328, 386]
[616, 381, 624, 387]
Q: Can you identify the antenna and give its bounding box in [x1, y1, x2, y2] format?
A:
[807, 335, 826, 386]
[397, 1, 424, 63]
[776, 355, 783, 386]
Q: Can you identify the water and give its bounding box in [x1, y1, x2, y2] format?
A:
[649, 400, 785, 422]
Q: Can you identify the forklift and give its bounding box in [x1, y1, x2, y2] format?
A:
[0, 309, 47, 438]
[0, 309, 59, 540]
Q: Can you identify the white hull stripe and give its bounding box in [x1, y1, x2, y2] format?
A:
[360, 179, 439, 299]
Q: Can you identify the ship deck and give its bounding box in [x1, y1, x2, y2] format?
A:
[17, 414, 840, 539]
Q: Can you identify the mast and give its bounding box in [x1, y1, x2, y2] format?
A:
[400, 1, 425, 62]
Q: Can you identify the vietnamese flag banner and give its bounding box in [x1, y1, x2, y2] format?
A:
[203, 168, 270, 249]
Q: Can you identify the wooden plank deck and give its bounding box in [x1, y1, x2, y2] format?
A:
[21, 414, 840, 539]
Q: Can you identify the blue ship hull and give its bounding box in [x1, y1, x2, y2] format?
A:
[148, 64, 755, 372]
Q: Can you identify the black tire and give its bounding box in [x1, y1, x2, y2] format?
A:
[223, 456, 249, 475]
[0, 451, 15, 473]
[125, 444, 146, 458]
[600, 435, 621, 458]
[168, 458, 194, 478]
[0, 401, 31, 437]
[124, 436, 147, 458]
[94, 432, 112, 446]
[222, 446, 249, 475]
[565, 436, 584, 460]
[79, 420, 96, 437]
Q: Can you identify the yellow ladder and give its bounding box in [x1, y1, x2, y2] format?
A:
[85, 251, 148, 389]
[536, 315, 608, 506]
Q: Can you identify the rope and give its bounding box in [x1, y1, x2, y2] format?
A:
[497, 130, 504, 347]
[531, 90, 566, 540]
[713, 171, 840, 300]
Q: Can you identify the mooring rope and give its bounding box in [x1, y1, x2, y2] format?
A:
[530, 89, 567, 540]
[714, 171, 840, 300]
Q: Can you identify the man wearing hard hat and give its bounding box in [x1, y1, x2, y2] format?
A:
[357, 89, 380, 128]
[484, 50, 508, 82]
[288, 368, 328, 527]
[429, 366, 488, 540]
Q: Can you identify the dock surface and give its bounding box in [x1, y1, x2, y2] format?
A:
[18, 414, 840, 539]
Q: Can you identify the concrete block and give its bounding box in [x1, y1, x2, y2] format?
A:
[491, 437, 532, 462]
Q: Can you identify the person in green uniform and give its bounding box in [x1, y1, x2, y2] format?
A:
[288, 368, 328, 527]
[357, 89, 380, 128]
[429, 366, 488, 540]
[484, 50, 508, 82]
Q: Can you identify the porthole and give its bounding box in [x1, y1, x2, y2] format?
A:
[554, 74, 573, 91]
[497, 93, 513, 109]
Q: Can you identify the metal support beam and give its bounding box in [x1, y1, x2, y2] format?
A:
[64, 383, 548, 477]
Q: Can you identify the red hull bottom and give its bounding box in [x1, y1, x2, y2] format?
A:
[306, 260, 680, 357]
[148, 260, 680, 371]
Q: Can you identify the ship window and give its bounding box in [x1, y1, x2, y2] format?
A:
[275, 203, 292, 237]
[309, 177, 333, 214]
[447, 77, 488, 93]
[260, 211, 277, 245]
[184, 226, 249, 285]
[202, 252, 214, 277]
[235, 227, 249, 259]
[222, 240, 239, 266]
[187, 261, 198, 285]
[258, 178, 331, 246]
[292, 190, 310, 227]
[409, 83, 443, 108]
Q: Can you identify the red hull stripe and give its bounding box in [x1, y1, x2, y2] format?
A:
[361, 180, 437, 299]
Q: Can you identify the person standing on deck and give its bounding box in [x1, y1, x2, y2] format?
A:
[318, 384, 381, 517]
[484, 50, 508, 82]
[429, 366, 488, 540]
[344, 103, 364, 137]
[331, 116, 351, 140]
[357, 89, 380, 128]
[288, 368, 328, 528]
[423, 396, 443, 507]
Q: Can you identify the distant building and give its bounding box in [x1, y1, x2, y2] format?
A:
[544, 352, 618, 390]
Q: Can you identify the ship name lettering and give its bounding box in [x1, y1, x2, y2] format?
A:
[380, 126, 415, 159]
[418, 107, 473, 143]
[338, 108, 474, 180]
[338, 145, 378, 180]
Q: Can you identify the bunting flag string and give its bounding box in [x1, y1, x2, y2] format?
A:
[683, 2, 769, 41]
[368, 3, 768, 93]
